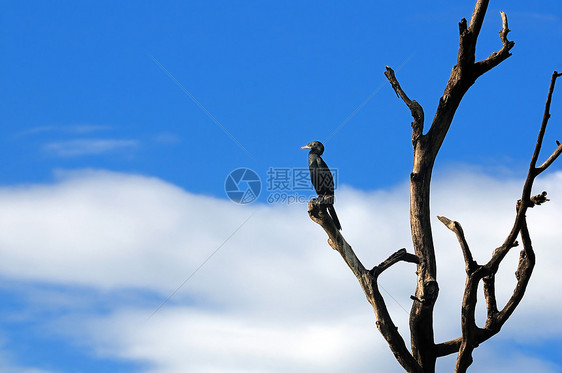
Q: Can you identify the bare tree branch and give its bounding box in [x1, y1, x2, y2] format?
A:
[307, 200, 422, 372]
[454, 72, 561, 371]
[427, 6, 514, 160]
[482, 273, 498, 321]
[534, 71, 562, 174]
[437, 216, 477, 273]
[370, 248, 420, 278]
[436, 338, 462, 358]
[385, 64, 440, 370]
[537, 144, 562, 172]
[493, 218, 535, 328]
[364, 251, 423, 373]
[531, 72, 561, 169]
[384, 66, 425, 143]
[467, 0, 489, 38]
[307, 200, 365, 277]
[474, 11, 515, 76]
[455, 274, 483, 372]
[488, 72, 561, 272]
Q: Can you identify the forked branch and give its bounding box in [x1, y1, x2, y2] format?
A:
[307, 200, 422, 372]
[489, 71, 562, 270]
[533, 71, 562, 175]
[385, 66, 425, 143]
[436, 72, 561, 372]
[427, 4, 514, 157]
[474, 11, 515, 76]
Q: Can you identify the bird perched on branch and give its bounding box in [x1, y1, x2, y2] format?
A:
[301, 141, 342, 230]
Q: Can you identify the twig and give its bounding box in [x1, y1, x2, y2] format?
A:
[384, 66, 425, 143]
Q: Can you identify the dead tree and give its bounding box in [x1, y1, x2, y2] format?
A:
[306, 1, 562, 371]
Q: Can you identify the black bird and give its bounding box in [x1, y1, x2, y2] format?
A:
[301, 141, 342, 230]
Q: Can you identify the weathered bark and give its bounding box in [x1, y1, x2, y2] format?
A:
[383, 3, 516, 369]
[307, 202, 423, 372]
[306, 1, 560, 371]
[437, 71, 562, 372]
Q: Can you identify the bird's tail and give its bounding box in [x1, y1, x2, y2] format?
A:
[327, 204, 342, 230]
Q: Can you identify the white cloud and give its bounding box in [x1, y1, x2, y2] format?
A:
[73, 308, 390, 373]
[0, 169, 561, 372]
[43, 139, 139, 156]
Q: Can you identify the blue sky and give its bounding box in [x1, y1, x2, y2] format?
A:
[1, 1, 562, 372]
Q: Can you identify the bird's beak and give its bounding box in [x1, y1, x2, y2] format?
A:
[301, 145, 311, 149]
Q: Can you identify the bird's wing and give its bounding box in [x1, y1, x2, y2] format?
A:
[315, 157, 335, 196]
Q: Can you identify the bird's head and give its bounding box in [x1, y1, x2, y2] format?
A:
[301, 141, 324, 155]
